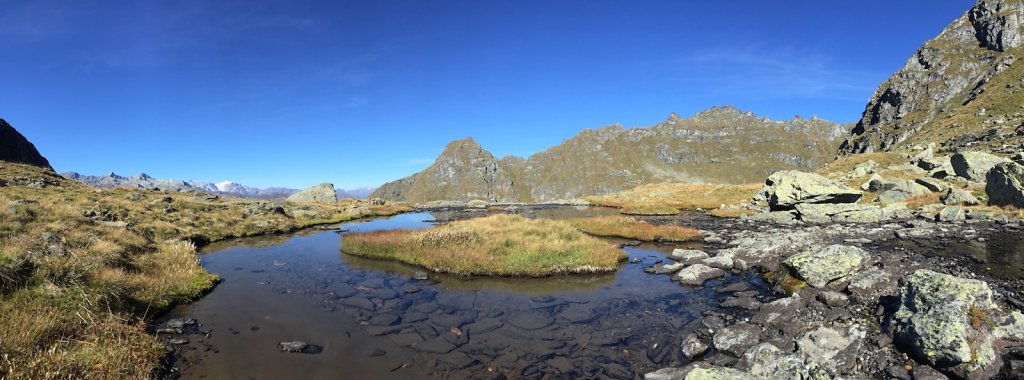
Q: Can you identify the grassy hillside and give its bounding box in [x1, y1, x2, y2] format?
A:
[0, 162, 409, 379]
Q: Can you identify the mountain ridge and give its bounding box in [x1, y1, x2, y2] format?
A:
[62, 171, 375, 200]
[372, 106, 851, 203]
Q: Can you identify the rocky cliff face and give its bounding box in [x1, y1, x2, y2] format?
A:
[840, 0, 1024, 155]
[0, 119, 52, 169]
[372, 107, 849, 203]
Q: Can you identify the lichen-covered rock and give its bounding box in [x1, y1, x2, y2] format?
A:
[286, 183, 338, 203]
[712, 322, 761, 357]
[943, 187, 981, 205]
[783, 245, 869, 288]
[875, 179, 932, 205]
[743, 343, 806, 379]
[674, 264, 726, 286]
[681, 333, 709, 360]
[893, 270, 999, 375]
[747, 210, 799, 224]
[670, 249, 709, 264]
[937, 205, 966, 222]
[758, 170, 862, 210]
[952, 151, 1010, 181]
[701, 252, 734, 270]
[987, 162, 1024, 207]
[684, 367, 760, 380]
[794, 203, 887, 224]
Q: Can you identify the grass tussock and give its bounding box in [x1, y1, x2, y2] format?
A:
[585, 183, 762, 214]
[0, 161, 410, 378]
[342, 214, 627, 276]
[567, 216, 701, 242]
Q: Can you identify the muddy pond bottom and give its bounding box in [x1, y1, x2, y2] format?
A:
[161, 210, 770, 379]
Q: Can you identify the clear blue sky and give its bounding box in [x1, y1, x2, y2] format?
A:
[2, 1, 969, 189]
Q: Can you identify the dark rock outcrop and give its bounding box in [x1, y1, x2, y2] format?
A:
[0, 119, 51, 169]
[987, 161, 1024, 206]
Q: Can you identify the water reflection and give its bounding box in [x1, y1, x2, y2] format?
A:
[165, 207, 766, 379]
[883, 233, 1024, 279]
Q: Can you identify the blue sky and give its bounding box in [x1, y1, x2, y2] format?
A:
[2, 1, 968, 189]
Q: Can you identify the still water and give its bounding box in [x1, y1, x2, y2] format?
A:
[163, 209, 769, 379]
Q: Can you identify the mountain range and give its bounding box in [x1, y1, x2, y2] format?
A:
[60, 172, 375, 200]
[371, 106, 850, 203]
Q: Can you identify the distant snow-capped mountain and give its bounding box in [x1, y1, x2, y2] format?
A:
[62, 172, 376, 200]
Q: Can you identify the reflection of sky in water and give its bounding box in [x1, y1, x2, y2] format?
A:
[172, 208, 766, 378]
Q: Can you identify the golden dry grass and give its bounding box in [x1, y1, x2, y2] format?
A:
[585, 183, 762, 214]
[567, 216, 701, 242]
[342, 214, 627, 276]
[0, 161, 410, 378]
[817, 152, 908, 176]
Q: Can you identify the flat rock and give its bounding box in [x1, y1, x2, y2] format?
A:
[674, 264, 726, 287]
[782, 244, 868, 288]
[712, 322, 761, 357]
[670, 249, 709, 263]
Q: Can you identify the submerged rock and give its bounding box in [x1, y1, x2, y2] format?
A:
[758, 170, 862, 211]
[782, 245, 868, 288]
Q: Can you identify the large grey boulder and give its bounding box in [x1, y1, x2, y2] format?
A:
[712, 323, 761, 357]
[951, 151, 1010, 181]
[782, 245, 868, 288]
[286, 183, 338, 203]
[893, 270, 1000, 377]
[986, 162, 1024, 207]
[872, 179, 931, 204]
[943, 187, 980, 206]
[758, 170, 862, 211]
[683, 367, 759, 380]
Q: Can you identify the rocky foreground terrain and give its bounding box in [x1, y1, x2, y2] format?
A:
[639, 148, 1024, 379]
[373, 106, 848, 204]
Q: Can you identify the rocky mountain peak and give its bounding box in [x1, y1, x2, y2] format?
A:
[0, 118, 52, 169]
[840, 0, 1024, 155]
[691, 105, 752, 124]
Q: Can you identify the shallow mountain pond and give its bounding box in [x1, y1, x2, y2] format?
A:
[880, 232, 1024, 279]
[160, 207, 770, 379]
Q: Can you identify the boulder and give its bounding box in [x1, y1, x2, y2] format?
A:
[860, 173, 883, 191]
[684, 367, 759, 380]
[937, 206, 965, 223]
[747, 211, 798, 224]
[670, 249, 709, 264]
[951, 151, 1010, 181]
[893, 270, 999, 377]
[987, 162, 1024, 207]
[681, 333, 709, 359]
[712, 323, 761, 357]
[943, 187, 980, 206]
[286, 183, 338, 203]
[873, 179, 931, 205]
[916, 156, 951, 171]
[674, 264, 726, 287]
[849, 160, 878, 177]
[794, 203, 886, 224]
[758, 170, 862, 211]
[782, 245, 868, 288]
[915, 177, 948, 193]
[744, 343, 807, 379]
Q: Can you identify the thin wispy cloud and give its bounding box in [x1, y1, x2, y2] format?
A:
[666, 46, 881, 101]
